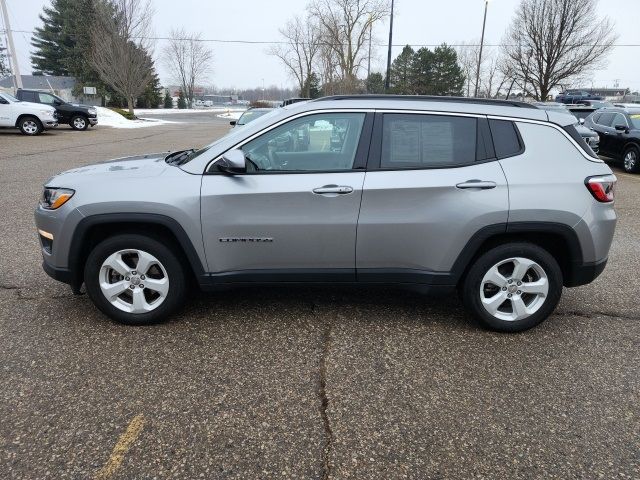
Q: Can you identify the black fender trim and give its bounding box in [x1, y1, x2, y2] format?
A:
[449, 221, 585, 284]
[67, 213, 206, 287]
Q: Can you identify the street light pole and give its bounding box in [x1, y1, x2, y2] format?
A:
[0, 0, 22, 91]
[384, 0, 394, 93]
[473, 0, 489, 98]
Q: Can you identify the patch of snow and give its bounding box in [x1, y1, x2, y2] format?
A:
[216, 111, 244, 120]
[96, 107, 175, 129]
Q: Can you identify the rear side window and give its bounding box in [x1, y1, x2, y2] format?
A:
[381, 114, 477, 168]
[20, 91, 37, 102]
[562, 125, 599, 159]
[488, 119, 523, 158]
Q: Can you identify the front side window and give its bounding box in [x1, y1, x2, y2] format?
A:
[38, 93, 58, 105]
[612, 113, 628, 128]
[381, 114, 477, 168]
[629, 113, 640, 129]
[597, 112, 615, 127]
[240, 112, 365, 172]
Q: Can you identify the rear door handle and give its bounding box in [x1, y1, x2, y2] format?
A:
[313, 185, 354, 195]
[455, 180, 497, 190]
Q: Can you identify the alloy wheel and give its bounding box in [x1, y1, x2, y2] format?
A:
[23, 120, 38, 134]
[99, 249, 169, 314]
[479, 257, 549, 322]
[624, 150, 637, 172]
[73, 117, 87, 129]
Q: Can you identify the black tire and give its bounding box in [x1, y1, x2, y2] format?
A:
[18, 116, 43, 135]
[84, 234, 187, 325]
[462, 243, 563, 332]
[623, 145, 640, 173]
[70, 115, 89, 131]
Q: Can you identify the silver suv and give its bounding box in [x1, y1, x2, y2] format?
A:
[35, 96, 617, 332]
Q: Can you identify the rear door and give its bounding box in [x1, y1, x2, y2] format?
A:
[200, 111, 372, 281]
[356, 112, 510, 284]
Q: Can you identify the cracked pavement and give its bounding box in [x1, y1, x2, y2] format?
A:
[1, 115, 639, 479]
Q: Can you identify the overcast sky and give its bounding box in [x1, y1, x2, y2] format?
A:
[4, 0, 640, 91]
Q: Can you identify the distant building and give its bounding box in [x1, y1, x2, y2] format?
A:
[0, 75, 101, 105]
[582, 87, 630, 101]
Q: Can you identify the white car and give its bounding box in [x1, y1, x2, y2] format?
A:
[0, 91, 58, 135]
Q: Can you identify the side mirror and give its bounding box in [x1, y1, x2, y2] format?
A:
[214, 149, 246, 174]
[0, 98, 8, 105]
[614, 124, 628, 132]
[53, 99, 62, 106]
[229, 120, 236, 126]
[579, 118, 585, 125]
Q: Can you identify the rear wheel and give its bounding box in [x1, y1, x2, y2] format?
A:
[623, 145, 640, 173]
[18, 116, 43, 135]
[84, 234, 187, 325]
[462, 243, 563, 332]
[71, 115, 88, 131]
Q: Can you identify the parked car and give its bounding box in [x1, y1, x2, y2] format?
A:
[555, 90, 604, 104]
[584, 106, 640, 172]
[0, 91, 58, 135]
[534, 102, 599, 153]
[35, 95, 617, 332]
[16, 89, 98, 130]
[230, 107, 274, 127]
[281, 97, 310, 107]
[576, 100, 613, 109]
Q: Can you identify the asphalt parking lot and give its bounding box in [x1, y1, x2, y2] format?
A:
[1, 116, 638, 479]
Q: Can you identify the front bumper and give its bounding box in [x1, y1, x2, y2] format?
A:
[88, 117, 98, 126]
[43, 121, 59, 129]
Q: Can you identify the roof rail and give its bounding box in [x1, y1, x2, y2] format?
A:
[312, 94, 538, 109]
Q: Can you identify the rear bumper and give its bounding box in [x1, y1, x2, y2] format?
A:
[565, 258, 608, 287]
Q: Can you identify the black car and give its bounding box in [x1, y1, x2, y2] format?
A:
[16, 89, 98, 131]
[584, 107, 640, 173]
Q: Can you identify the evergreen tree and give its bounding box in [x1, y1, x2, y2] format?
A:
[410, 47, 435, 95]
[366, 72, 385, 94]
[389, 45, 415, 94]
[0, 42, 10, 78]
[177, 89, 187, 109]
[163, 90, 173, 108]
[303, 72, 322, 99]
[136, 71, 162, 108]
[429, 44, 465, 96]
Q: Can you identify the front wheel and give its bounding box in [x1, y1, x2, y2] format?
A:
[18, 116, 43, 135]
[84, 234, 187, 325]
[71, 115, 89, 131]
[623, 145, 640, 173]
[462, 243, 563, 332]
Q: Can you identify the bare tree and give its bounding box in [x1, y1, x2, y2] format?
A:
[268, 16, 321, 97]
[309, 0, 389, 92]
[163, 29, 214, 108]
[90, 0, 155, 114]
[457, 41, 482, 97]
[502, 0, 617, 101]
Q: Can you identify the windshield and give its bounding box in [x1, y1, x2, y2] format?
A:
[0, 92, 19, 102]
[172, 108, 282, 165]
[238, 109, 271, 125]
[630, 114, 640, 129]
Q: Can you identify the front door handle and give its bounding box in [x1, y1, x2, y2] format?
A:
[313, 185, 354, 195]
[456, 180, 497, 190]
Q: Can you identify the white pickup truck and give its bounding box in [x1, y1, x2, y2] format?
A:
[0, 91, 58, 135]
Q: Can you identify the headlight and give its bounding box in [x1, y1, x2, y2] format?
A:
[40, 188, 75, 210]
[88, 107, 97, 115]
[40, 109, 54, 117]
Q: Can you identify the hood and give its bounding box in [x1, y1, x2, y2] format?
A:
[18, 101, 56, 112]
[45, 152, 171, 186]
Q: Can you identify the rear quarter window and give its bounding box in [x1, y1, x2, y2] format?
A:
[488, 119, 524, 159]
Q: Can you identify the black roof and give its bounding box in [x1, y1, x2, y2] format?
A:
[313, 94, 538, 109]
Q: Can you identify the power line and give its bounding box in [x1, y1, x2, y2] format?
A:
[9, 29, 640, 48]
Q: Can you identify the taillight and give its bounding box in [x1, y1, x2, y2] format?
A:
[585, 175, 616, 203]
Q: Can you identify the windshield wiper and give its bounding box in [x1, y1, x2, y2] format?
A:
[165, 149, 195, 165]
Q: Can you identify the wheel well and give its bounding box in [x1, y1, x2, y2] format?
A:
[73, 222, 199, 288]
[457, 232, 574, 287]
[623, 141, 640, 153]
[15, 114, 42, 128]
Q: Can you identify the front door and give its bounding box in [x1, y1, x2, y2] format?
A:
[0, 95, 13, 126]
[356, 113, 510, 283]
[200, 111, 371, 282]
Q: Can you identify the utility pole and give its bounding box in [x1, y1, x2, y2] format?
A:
[384, 0, 394, 93]
[366, 19, 372, 91]
[474, 0, 489, 98]
[0, 0, 22, 91]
